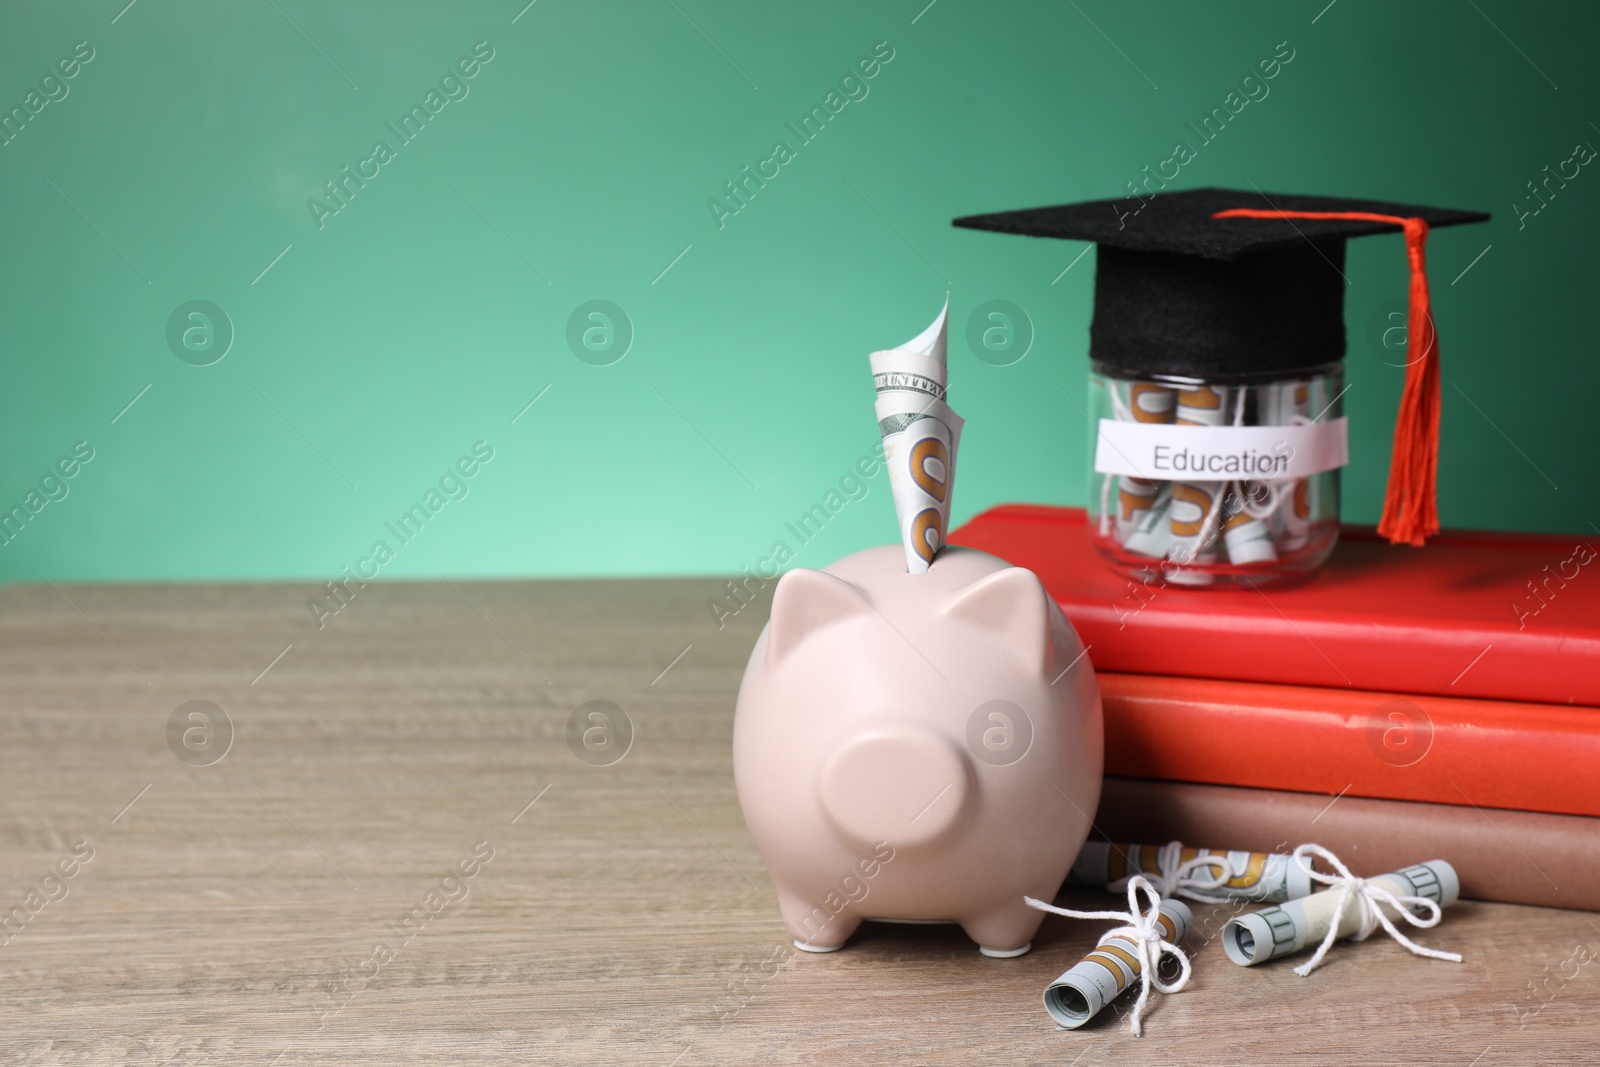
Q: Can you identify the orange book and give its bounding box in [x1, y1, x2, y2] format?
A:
[1100, 672, 1600, 818]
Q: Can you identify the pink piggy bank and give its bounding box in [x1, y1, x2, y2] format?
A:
[733, 544, 1103, 957]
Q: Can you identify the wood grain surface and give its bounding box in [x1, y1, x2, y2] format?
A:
[0, 576, 1595, 1065]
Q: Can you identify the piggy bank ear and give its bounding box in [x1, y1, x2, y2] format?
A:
[941, 568, 1050, 673]
[768, 569, 873, 663]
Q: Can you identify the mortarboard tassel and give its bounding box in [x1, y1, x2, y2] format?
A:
[1212, 209, 1439, 546]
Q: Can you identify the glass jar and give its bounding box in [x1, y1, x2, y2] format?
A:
[1086, 361, 1346, 588]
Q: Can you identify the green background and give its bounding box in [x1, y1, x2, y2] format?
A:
[1, 0, 1594, 583]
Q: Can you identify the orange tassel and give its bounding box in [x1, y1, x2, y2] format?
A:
[1213, 208, 1439, 546]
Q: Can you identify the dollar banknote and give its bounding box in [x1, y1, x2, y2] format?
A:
[1073, 841, 1316, 904]
[1122, 484, 1174, 558]
[870, 300, 963, 574]
[1263, 379, 1314, 551]
[1164, 384, 1230, 583]
[1043, 898, 1192, 1029]
[1222, 859, 1460, 966]
[1111, 382, 1175, 557]
[1221, 489, 1278, 564]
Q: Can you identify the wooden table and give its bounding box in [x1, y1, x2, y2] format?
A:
[2, 577, 1595, 1065]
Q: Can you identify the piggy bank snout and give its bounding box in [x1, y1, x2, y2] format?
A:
[818, 727, 973, 851]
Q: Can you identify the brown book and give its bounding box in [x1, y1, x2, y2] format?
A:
[1089, 777, 1600, 912]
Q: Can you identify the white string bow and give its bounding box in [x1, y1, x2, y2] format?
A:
[1025, 874, 1191, 1037]
[1105, 840, 1238, 904]
[1290, 843, 1463, 977]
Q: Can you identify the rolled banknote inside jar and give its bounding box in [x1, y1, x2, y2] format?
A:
[1116, 382, 1177, 558]
[1127, 381, 1179, 424]
[1043, 898, 1192, 1029]
[1165, 384, 1229, 583]
[1221, 481, 1279, 565]
[1115, 473, 1161, 541]
[1304, 376, 1336, 525]
[1073, 842, 1316, 904]
[1213, 383, 1278, 566]
[1222, 859, 1460, 966]
[870, 300, 964, 574]
[1123, 484, 1174, 559]
[1265, 379, 1314, 552]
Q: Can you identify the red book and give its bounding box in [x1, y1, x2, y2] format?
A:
[1098, 672, 1600, 818]
[949, 505, 1600, 707]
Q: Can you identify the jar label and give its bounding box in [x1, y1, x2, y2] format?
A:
[1093, 418, 1349, 480]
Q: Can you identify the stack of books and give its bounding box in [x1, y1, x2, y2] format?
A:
[951, 505, 1600, 911]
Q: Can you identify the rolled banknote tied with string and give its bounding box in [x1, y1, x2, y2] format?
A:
[1264, 380, 1314, 551]
[1073, 841, 1316, 904]
[1168, 384, 1280, 568]
[1222, 855, 1460, 969]
[1221, 481, 1279, 565]
[1041, 896, 1192, 1030]
[1164, 384, 1230, 584]
[1213, 385, 1278, 567]
[1115, 475, 1165, 555]
[1302, 378, 1336, 527]
[870, 299, 964, 574]
[1123, 485, 1174, 560]
[1110, 382, 1177, 558]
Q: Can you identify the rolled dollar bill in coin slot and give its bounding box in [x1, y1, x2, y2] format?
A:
[1222, 859, 1459, 966]
[1073, 842, 1316, 903]
[871, 300, 964, 574]
[1043, 898, 1192, 1029]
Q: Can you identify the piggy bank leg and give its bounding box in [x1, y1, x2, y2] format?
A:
[777, 887, 863, 952]
[960, 900, 1046, 958]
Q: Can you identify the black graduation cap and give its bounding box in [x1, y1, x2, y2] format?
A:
[952, 187, 1492, 547]
[952, 187, 1488, 378]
